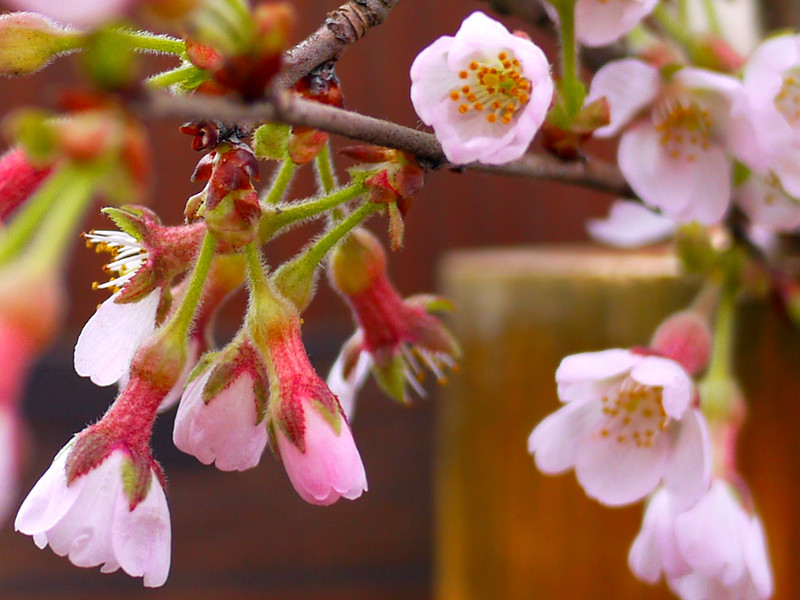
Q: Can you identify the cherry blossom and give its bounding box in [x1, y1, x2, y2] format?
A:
[173, 338, 269, 471]
[410, 11, 553, 165]
[543, 0, 659, 48]
[15, 442, 171, 587]
[1, 0, 134, 27]
[587, 200, 676, 248]
[587, 58, 752, 225]
[629, 482, 773, 600]
[528, 348, 710, 508]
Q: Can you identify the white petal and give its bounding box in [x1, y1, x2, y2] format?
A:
[575, 430, 668, 506]
[743, 516, 773, 599]
[528, 400, 601, 474]
[619, 121, 732, 225]
[15, 441, 82, 536]
[74, 289, 160, 387]
[675, 481, 746, 585]
[111, 475, 171, 588]
[327, 348, 372, 422]
[575, 0, 658, 47]
[663, 409, 711, 511]
[555, 349, 637, 403]
[587, 200, 675, 248]
[159, 338, 200, 413]
[410, 36, 459, 126]
[0, 410, 20, 525]
[737, 174, 800, 232]
[630, 356, 693, 419]
[446, 11, 521, 68]
[629, 489, 690, 583]
[588, 59, 660, 137]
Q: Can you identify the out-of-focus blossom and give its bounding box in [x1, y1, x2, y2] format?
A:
[529, 348, 710, 508]
[587, 200, 676, 248]
[410, 11, 553, 165]
[543, 0, 659, 48]
[15, 442, 171, 587]
[736, 172, 800, 233]
[587, 59, 752, 225]
[2, 0, 134, 27]
[326, 336, 372, 421]
[0, 147, 51, 220]
[629, 481, 773, 600]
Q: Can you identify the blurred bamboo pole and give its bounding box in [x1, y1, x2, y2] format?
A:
[760, 0, 800, 28]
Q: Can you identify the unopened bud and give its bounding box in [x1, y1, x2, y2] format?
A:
[0, 12, 82, 77]
[329, 228, 386, 297]
[650, 311, 712, 375]
[252, 2, 294, 57]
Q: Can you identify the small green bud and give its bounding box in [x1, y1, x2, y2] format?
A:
[253, 123, 290, 160]
[0, 12, 82, 77]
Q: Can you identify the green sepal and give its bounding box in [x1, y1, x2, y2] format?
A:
[121, 455, 153, 509]
[271, 253, 317, 313]
[101, 206, 149, 241]
[732, 161, 752, 187]
[372, 354, 409, 404]
[187, 350, 219, 385]
[405, 294, 455, 314]
[253, 123, 291, 160]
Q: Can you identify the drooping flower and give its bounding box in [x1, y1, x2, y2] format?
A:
[528, 348, 710, 508]
[587, 199, 676, 248]
[173, 335, 269, 471]
[265, 317, 368, 506]
[15, 440, 171, 587]
[629, 481, 773, 600]
[327, 228, 460, 411]
[410, 11, 553, 165]
[543, 0, 659, 48]
[587, 58, 753, 225]
[736, 171, 800, 233]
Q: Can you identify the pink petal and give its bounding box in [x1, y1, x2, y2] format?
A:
[528, 399, 601, 474]
[744, 517, 773, 599]
[445, 12, 522, 68]
[3, 0, 134, 26]
[73, 289, 160, 387]
[410, 36, 459, 126]
[629, 489, 690, 583]
[575, 0, 658, 47]
[111, 475, 171, 588]
[588, 59, 660, 138]
[556, 349, 637, 403]
[663, 409, 711, 511]
[575, 429, 669, 506]
[619, 121, 732, 225]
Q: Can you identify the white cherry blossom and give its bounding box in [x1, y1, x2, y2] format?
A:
[410, 11, 553, 165]
[543, 0, 659, 47]
[529, 348, 710, 508]
[587, 200, 676, 248]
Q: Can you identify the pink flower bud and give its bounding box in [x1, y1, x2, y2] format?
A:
[0, 146, 52, 221]
[651, 311, 713, 376]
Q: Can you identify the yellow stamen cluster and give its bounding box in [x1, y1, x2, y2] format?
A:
[775, 70, 800, 125]
[599, 381, 668, 448]
[449, 51, 532, 125]
[654, 97, 712, 163]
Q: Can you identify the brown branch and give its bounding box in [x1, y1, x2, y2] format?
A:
[141, 90, 630, 196]
[277, 0, 403, 88]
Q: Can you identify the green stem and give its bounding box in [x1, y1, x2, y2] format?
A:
[244, 242, 269, 297]
[701, 0, 722, 34]
[556, 2, 579, 88]
[0, 164, 73, 267]
[301, 202, 379, 269]
[167, 232, 218, 339]
[259, 181, 366, 241]
[146, 63, 205, 89]
[113, 28, 185, 55]
[262, 159, 295, 206]
[706, 285, 735, 384]
[315, 143, 336, 194]
[677, 0, 690, 29]
[653, 4, 695, 49]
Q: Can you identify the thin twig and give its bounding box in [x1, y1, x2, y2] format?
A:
[277, 0, 403, 88]
[141, 90, 630, 196]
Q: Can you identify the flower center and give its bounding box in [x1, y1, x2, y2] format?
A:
[775, 68, 800, 125]
[599, 379, 668, 447]
[449, 51, 532, 125]
[84, 230, 148, 294]
[654, 97, 712, 162]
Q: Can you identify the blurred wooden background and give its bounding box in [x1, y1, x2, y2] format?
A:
[0, 0, 798, 598]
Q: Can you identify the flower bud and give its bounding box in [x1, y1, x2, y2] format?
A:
[650, 311, 713, 376]
[0, 12, 82, 77]
[0, 146, 52, 221]
[328, 228, 386, 297]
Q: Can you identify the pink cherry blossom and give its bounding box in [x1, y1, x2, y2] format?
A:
[629, 482, 773, 600]
[1, 0, 134, 27]
[173, 340, 269, 472]
[587, 59, 753, 225]
[528, 348, 710, 508]
[543, 0, 659, 47]
[736, 172, 800, 232]
[410, 11, 553, 165]
[15, 442, 171, 587]
[587, 200, 676, 248]
[0, 146, 52, 221]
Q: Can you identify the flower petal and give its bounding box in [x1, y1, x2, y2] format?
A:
[528, 399, 601, 474]
[327, 346, 372, 422]
[663, 409, 711, 511]
[574, 0, 658, 47]
[630, 356, 693, 419]
[587, 200, 675, 248]
[575, 429, 668, 506]
[555, 349, 637, 403]
[74, 289, 160, 387]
